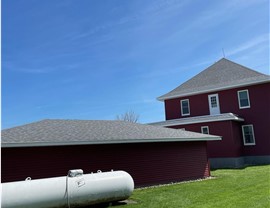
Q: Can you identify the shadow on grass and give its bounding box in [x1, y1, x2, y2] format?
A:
[211, 163, 269, 171]
[80, 200, 137, 208]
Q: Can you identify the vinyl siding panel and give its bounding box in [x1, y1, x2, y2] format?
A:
[2, 141, 210, 186]
[171, 121, 243, 158]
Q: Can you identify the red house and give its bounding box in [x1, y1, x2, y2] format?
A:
[1, 119, 220, 186]
[151, 58, 270, 168]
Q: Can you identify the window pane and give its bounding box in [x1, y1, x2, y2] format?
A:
[239, 91, 247, 99]
[240, 99, 249, 107]
[183, 106, 189, 114]
[245, 135, 253, 143]
[182, 101, 188, 108]
[181, 100, 189, 115]
[243, 126, 250, 134]
[243, 125, 255, 144]
[239, 91, 250, 108]
[211, 97, 217, 107]
[202, 127, 209, 134]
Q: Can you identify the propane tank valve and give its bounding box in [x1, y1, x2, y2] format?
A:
[68, 169, 84, 177]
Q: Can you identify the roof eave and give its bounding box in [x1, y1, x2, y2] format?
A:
[1, 137, 221, 148]
[149, 114, 244, 127]
[157, 79, 270, 101]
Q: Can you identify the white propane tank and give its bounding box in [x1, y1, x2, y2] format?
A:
[1, 170, 134, 208]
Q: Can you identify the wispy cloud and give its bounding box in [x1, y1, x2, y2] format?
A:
[226, 34, 269, 73]
[164, 0, 267, 45]
[3, 61, 80, 74]
[137, 59, 214, 80]
[226, 33, 269, 56]
[135, 0, 187, 19]
[66, 0, 187, 42]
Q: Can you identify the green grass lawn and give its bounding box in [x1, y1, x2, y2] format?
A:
[125, 165, 270, 208]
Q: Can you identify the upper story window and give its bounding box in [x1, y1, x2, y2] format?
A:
[181, 99, 190, 116]
[242, 125, 255, 145]
[201, 126, 209, 134]
[238, 90, 250, 109]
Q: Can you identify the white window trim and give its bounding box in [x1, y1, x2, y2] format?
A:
[201, 126, 209, 134]
[242, 124, 256, 146]
[181, 99, 190, 116]
[238, 90, 250, 109]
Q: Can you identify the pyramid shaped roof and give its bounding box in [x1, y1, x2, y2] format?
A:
[158, 58, 270, 101]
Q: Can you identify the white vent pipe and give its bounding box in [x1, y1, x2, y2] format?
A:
[1, 170, 134, 208]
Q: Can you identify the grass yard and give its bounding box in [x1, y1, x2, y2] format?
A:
[124, 165, 270, 208]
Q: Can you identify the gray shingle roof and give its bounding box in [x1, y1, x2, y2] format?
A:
[149, 113, 244, 127]
[2, 119, 221, 147]
[158, 58, 270, 101]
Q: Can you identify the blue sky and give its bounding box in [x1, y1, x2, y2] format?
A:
[2, 0, 269, 129]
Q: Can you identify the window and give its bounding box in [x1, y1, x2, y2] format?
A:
[238, 90, 250, 109]
[201, 126, 209, 134]
[181, 99, 190, 116]
[242, 125, 255, 145]
[210, 96, 217, 108]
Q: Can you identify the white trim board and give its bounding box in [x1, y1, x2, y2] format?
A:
[149, 113, 244, 127]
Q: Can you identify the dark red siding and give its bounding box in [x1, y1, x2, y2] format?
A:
[172, 121, 243, 158]
[165, 83, 270, 157]
[2, 142, 210, 186]
[165, 95, 209, 120]
[219, 83, 270, 156]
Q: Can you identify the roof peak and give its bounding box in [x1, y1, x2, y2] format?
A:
[214, 58, 267, 75]
[158, 58, 269, 101]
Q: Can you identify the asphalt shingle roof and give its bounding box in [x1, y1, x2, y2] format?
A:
[2, 119, 221, 147]
[158, 58, 270, 101]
